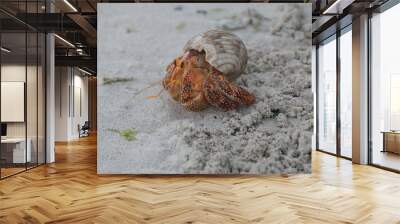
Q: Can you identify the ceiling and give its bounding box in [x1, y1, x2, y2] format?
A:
[311, 0, 391, 44]
[1, 0, 395, 73]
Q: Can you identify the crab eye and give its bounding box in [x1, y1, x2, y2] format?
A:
[196, 57, 204, 66]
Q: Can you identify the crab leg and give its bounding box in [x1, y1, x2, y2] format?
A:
[204, 68, 255, 111]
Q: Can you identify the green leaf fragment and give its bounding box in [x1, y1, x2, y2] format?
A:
[176, 22, 186, 31]
[209, 8, 224, 13]
[126, 27, 136, 33]
[107, 128, 137, 141]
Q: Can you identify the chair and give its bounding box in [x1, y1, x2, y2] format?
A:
[79, 121, 90, 138]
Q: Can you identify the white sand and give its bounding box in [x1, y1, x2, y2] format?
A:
[98, 3, 312, 174]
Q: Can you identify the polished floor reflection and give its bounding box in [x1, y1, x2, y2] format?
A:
[373, 150, 400, 171]
[0, 134, 400, 223]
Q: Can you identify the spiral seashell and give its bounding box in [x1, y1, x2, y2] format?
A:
[183, 29, 248, 81]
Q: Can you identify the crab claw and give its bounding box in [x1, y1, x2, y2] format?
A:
[180, 68, 209, 111]
[204, 68, 255, 111]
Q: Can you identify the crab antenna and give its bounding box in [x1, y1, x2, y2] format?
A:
[146, 88, 165, 100]
[145, 78, 179, 100]
[133, 79, 163, 97]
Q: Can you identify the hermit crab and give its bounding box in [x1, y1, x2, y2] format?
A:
[162, 29, 255, 111]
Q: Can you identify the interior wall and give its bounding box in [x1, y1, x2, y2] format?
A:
[55, 66, 70, 141]
[55, 67, 89, 141]
[0, 64, 38, 139]
[88, 77, 97, 132]
[71, 73, 89, 138]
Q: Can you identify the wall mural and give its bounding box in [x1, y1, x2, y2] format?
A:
[98, 3, 312, 174]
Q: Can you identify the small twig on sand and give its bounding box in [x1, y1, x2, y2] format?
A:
[132, 79, 163, 97]
[103, 77, 134, 85]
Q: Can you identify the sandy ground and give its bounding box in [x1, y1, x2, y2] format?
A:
[98, 3, 312, 174]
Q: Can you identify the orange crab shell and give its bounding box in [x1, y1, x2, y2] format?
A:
[163, 52, 209, 111]
[163, 50, 255, 111]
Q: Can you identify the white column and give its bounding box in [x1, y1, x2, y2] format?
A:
[352, 14, 369, 164]
[46, 32, 55, 163]
[45, 0, 56, 163]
